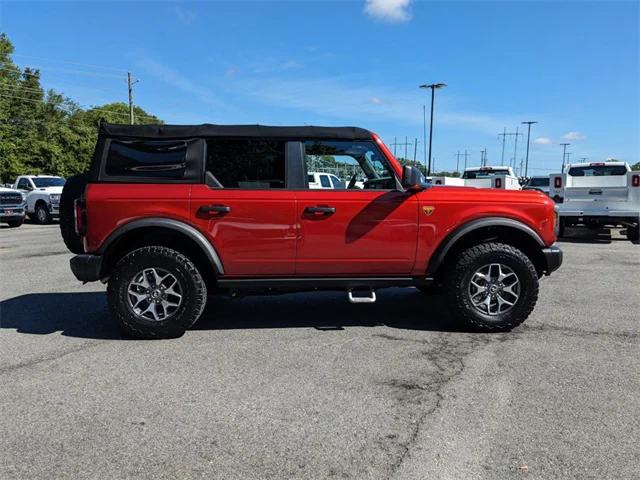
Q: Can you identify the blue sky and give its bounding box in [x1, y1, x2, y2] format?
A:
[2, 0, 638, 174]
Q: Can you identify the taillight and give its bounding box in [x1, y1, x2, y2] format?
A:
[632, 174, 640, 187]
[553, 195, 564, 204]
[554, 177, 562, 189]
[495, 178, 502, 188]
[74, 198, 86, 236]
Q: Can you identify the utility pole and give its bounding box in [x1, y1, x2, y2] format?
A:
[512, 126, 522, 170]
[498, 127, 507, 165]
[521, 121, 537, 177]
[519, 158, 524, 177]
[127, 72, 139, 125]
[419, 83, 447, 175]
[498, 128, 524, 168]
[404, 136, 408, 161]
[455, 151, 463, 174]
[481, 148, 488, 166]
[463, 150, 469, 171]
[390, 138, 411, 160]
[393, 136, 397, 156]
[560, 143, 570, 171]
[413, 138, 418, 165]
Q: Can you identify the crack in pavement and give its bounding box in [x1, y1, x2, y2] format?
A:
[0, 340, 104, 375]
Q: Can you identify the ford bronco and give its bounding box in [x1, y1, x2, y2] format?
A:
[61, 122, 562, 339]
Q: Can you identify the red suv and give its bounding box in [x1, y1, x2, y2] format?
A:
[61, 122, 562, 339]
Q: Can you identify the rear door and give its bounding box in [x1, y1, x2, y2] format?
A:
[295, 139, 419, 275]
[190, 137, 297, 276]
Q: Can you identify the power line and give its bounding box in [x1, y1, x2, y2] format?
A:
[10, 54, 126, 73]
[0, 64, 123, 79]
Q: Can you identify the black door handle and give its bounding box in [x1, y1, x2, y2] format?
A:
[199, 204, 231, 215]
[305, 206, 336, 215]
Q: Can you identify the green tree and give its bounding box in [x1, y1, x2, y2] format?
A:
[0, 33, 163, 182]
[631, 162, 640, 171]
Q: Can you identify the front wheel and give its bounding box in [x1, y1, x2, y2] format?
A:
[6, 218, 24, 228]
[34, 203, 51, 224]
[626, 224, 639, 242]
[443, 242, 539, 332]
[107, 246, 207, 339]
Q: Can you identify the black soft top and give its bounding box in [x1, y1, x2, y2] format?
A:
[98, 122, 374, 140]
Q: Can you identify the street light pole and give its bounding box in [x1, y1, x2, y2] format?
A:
[419, 83, 447, 176]
[521, 121, 537, 177]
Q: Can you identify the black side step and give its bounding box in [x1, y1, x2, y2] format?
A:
[217, 276, 433, 291]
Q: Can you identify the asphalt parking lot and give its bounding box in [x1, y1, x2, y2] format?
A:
[1, 223, 638, 480]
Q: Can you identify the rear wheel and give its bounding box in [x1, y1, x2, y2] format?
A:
[558, 218, 566, 238]
[107, 246, 207, 339]
[626, 224, 639, 241]
[443, 242, 539, 332]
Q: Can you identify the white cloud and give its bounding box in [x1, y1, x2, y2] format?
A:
[562, 131, 586, 140]
[174, 6, 196, 25]
[364, 0, 412, 23]
[229, 74, 515, 135]
[534, 137, 552, 145]
[136, 58, 232, 112]
[225, 65, 239, 78]
[280, 60, 304, 70]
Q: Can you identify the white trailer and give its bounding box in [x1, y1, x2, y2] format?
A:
[550, 162, 640, 240]
[461, 166, 522, 190]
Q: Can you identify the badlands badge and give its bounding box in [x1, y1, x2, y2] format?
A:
[422, 206, 435, 216]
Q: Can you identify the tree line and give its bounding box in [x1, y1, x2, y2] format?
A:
[0, 33, 162, 183]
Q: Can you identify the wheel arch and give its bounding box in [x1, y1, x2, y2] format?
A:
[427, 217, 546, 277]
[98, 218, 224, 287]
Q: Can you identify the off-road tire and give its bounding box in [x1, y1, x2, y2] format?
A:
[107, 246, 207, 339]
[443, 242, 539, 332]
[34, 202, 51, 224]
[6, 218, 24, 228]
[60, 173, 88, 254]
[626, 224, 640, 242]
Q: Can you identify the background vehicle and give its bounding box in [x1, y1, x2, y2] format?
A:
[0, 186, 26, 227]
[461, 166, 522, 190]
[307, 171, 346, 189]
[524, 176, 551, 195]
[13, 175, 65, 224]
[63, 122, 561, 339]
[550, 162, 639, 240]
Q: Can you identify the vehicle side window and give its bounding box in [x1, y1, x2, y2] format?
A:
[303, 140, 397, 190]
[105, 139, 190, 178]
[320, 175, 331, 188]
[206, 138, 286, 189]
[17, 178, 30, 190]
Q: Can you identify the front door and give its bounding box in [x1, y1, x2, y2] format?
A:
[295, 139, 419, 275]
[190, 137, 297, 276]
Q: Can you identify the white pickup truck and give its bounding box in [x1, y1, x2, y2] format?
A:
[460, 166, 522, 190]
[550, 162, 640, 240]
[0, 186, 26, 227]
[13, 175, 65, 224]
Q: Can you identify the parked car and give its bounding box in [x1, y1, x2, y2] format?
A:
[461, 166, 522, 190]
[549, 162, 639, 240]
[13, 175, 65, 224]
[0, 186, 26, 227]
[62, 122, 562, 339]
[308, 171, 346, 189]
[524, 176, 551, 196]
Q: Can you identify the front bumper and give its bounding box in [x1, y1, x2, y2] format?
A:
[0, 207, 25, 218]
[542, 245, 563, 275]
[49, 202, 60, 216]
[70, 254, 103, 282]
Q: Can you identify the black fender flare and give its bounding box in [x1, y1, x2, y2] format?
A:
[426, 217, 544, 275]
[98, 218, 225, 275]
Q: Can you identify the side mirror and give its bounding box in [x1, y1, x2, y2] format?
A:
[401, 165, 426, 191]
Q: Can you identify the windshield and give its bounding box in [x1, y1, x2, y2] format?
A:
[528, 177, 550, 187]
[568, 165, 627, 176]
[32, 177, 65, 188]
[462, 169, 510, 179]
